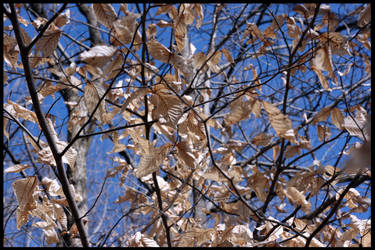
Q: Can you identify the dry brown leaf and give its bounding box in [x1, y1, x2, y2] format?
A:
[132, 232, 159, 247]
[312, 107, 331, 125]
[343, 110, 369, 141]
[311, 46, 336, 87]
[284, 145, 300, 158]
[79, 45, 117, 67]
[3, 34, 20, 70]
[207, 50, 222, 72]
[285, 186, 311, 213]
[262, 101, 296, 142]
[4, 164, 31, 173]
[147, 39, 172, 63]
[150, 85, 185, 127]
[93, 4, 117, 28]
[32, 221, 59, 245]
[221, 48, 234, 64]
[358, 4, 371, 28]
[12, 176, 38, 229]
[174, 14, 187, 53]
[225, 96, 256, 126]
[34, 28, 62, 58]
[155, 4, 173, 16]
[248, 167, 269, 202]
[113, 12, 141, 44]
[273, 144, 280, 163]
[251, 132, 273, 146]
[317, 124, 331, 142]
[331, 107, 344, 130]
[134, 143, 172, 178]
[176, 141, 196, 169]
[54, 9, 70, 27]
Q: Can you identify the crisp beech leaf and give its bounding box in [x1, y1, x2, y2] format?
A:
[358, 4, 371, 28]
[150, 85, 185, 127]
[54, 9, 70, 27]
[331, 107, 344, 130]
[262, 101, 296, 143]
[128, 232, 160, 247]
[312, 106, 331, 125]
[285, 187, 311, 213]
[4, 164, 31, 173]
[113, 12, 141, 44]
[251, 132, 273, 146]
[12, 176, 38, 229]
[135, 143, 172, 178]
[317, 124, 331, 142]
[79, 45, 117, 67]
[147, 39, 172, 63]
[93, 4, 117, 28]
[34, 28, 62, 58]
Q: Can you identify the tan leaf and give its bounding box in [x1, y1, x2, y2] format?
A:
[83, 81, 105, 123]
[207, 50, 222, 72]
[54, 9, 70, 27]
[174, 14, 187, 53]
[34, 28, 62, 58]
[150, 85, 185, 127]
[128, 232, 160, 247]
[93, 4, 117, 28]
[134, 143, 172, 178]
[19, 27, 32, 47]
[225, 97, 256, 126]
[32, 221, 59, 245]
[331, 107, 344, 130]
[312, 107, 331, 125]
[12, 176, 38, 229]
[284, 145, 300, 158]
[358, 4, 371, 28]
[176, 141, 196, 169]
[285, 187, 311, 213]
[262, 101, 295, 142]
[3, 34, 19, 70]
[317, 125, 331, 142]
[6, 101, 39, 125]
[251, 133, 273, 146]
[273, 144, 280, 163]
[113, 12, 141, 44]
[221, 48, 234, 64]
[311, 65, 329, 90]
[147, 39, 172, 63]
[79, 45, 117, 67]
[157, 20, 173, 28]
[4, 164, 31, 173]
[311, 46, 336, 85]
[155, 4, 173, 16]
[343, 111, 370, 141]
